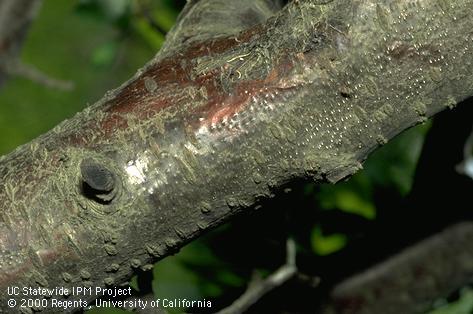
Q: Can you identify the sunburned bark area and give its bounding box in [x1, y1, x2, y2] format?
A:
[1, 0, 473, 312]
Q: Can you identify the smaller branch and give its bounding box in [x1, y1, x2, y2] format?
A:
[322, 222, 473, 314]
[4, 60, 74, 91]
[133, 239, 318, 314]
[216, 239, 298, 314]
[0, 0, 42, 86]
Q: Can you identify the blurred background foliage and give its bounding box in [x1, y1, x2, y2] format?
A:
[0, 1, 471, 313]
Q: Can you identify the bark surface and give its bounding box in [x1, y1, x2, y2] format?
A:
[1, 0, 473, 312]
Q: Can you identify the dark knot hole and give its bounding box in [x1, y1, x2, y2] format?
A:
[80, 158, 117, 205]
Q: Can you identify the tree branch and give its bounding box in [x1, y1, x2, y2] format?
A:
[0, 0, 42, 86]
[216, 239, 298, 314]
[321, 222, 473, 314]
[1, 0, 473, 313]
[4, 60, 74, 91]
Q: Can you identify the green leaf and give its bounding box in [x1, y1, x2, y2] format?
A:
[153, 258, 203, 313]
[91, 41, 118, 68]
[129, 275, 139, 292]
[152, 240, 244, 312]
[317, 173, 376, 220]
[311, 226, 348, 256]
[363, 122, 431, 196]
[132, 18, 165, 50]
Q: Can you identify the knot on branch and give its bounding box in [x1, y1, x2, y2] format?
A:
[80, 158, 117, 204]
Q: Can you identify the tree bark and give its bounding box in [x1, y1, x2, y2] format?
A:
[1, 0, 473, 313]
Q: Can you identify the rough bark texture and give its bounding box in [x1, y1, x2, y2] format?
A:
[1, 0, 473, 312]
[0, 0, 42, 86]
